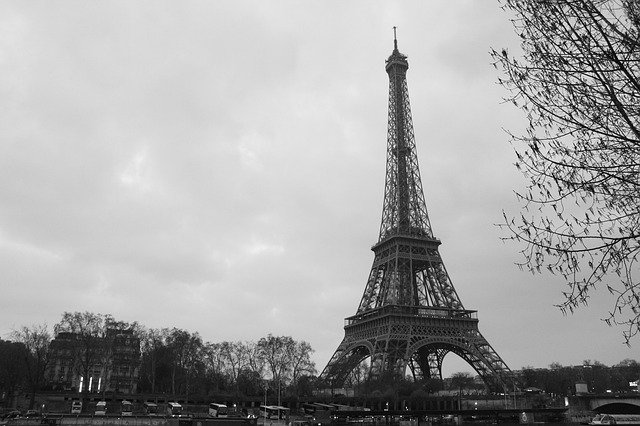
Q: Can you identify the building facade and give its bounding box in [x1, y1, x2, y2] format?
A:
[46, 329, 140, 394]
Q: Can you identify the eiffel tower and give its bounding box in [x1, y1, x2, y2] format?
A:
[319, 31, 513, 393]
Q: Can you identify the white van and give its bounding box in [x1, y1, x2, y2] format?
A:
[209, 403, 228, 418]
[71, 400, 82, 414]
[144, 402, 158, 415]
[166, 402, 182, 417]
[95, 401, 107, 416]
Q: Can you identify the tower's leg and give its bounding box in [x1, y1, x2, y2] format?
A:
[408, 347, 429, 380]
[462, 331, 513, 392]
[428, 349, 449, 379]
[410, 334, 513, 392]
[408, 347, 448, 381]
[319, 338, 371, 387]
[369, 322, 417, 380]
[368, 340, 388, 379]
[321, 319, 513, 392]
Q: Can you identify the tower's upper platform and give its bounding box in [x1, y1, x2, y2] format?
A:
[385, 30, 408, 73]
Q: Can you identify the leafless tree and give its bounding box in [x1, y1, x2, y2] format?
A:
[220, 341, 248, 395]
[11, 324, 51, 409]
[492, 0, 640, 343]
[101, 318, 141, 395]
[0, 339, 25, 405]
[202, 342, 225, 392]
[257, 334, 297, 401]
[54, 312, 109, 396]
[289, 340, 316, 393]
[244, 341, 266, 378]
[140, 327, 169, 394]
[166, 328, 203, 397]
[344, 358, 369, 388]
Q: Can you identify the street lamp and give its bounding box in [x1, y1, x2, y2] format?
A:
[264, 381, 268, 426]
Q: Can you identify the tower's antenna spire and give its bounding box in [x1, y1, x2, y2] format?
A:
[393, 26, 398, 51]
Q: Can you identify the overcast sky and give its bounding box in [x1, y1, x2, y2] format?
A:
[1, 1, 636, 377]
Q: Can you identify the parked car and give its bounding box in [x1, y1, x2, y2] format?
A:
[25, 410, 41, 418]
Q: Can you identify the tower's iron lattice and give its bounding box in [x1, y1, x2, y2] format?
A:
[319, 34, 513, 393]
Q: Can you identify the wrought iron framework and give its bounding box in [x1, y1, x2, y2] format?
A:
[319, 33, 513, 392]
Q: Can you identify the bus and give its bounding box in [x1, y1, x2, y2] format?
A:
[144, 402, 158, 415]
[260, 405, 289, 420]
[166, 402, 183, 417]
[209, 403, 228, 418]
[301, 403, 333, 425]
[121, 400, 133, 416]
[302, 403, 333, 416]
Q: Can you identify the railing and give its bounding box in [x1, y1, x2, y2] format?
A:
[344, 305, 477, 327]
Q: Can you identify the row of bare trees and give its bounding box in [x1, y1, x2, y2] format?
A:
[0, 311, 316, 409]
[1, 325, 53, 410]
[137, 328, 317, 399]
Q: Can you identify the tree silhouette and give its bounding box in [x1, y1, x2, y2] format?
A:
[493, 0, 640, 343]
[11, 324, 51, 409]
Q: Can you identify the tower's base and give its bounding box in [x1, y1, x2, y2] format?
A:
[319, 305, 513, 393]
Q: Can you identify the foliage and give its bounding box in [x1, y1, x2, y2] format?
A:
[257, 334, 317, 396]
[289, 340, 316, 386]
[236, 368, 263, 397]
[422, 377, 444, 393]
[166, 328, 204, 397]
[11, 324, 51, 409]
[3, 312, 319, 399]
[344, 358, 369, 388]
[492, 0, 640, 342]
[220, 341, 246, 393]
[52, 312, 141, 395]
[137, 330, 316, 398]
[519, 360, 640, 394]
[449, 371, 476, 391]
[0, 339, 26, 400]
[138, 327, 168, 394]
[4, 310, 638, 400]
[53, 312, 111, 395]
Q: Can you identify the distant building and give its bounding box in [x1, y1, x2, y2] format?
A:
[46, 328, 140, 394]
[313, 387, 355, 397]
[575, 382, 589, 394]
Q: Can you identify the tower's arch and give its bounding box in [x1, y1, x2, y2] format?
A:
[407, 338, 512, 391]
[593, 401, 640, 414]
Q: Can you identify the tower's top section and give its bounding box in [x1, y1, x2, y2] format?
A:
[378, 28, 434, 242]
[386, 27, 408, 74]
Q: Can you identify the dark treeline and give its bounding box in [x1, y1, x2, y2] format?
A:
[0, 312, 316, 408]
[1, 311, 639, 411]
[342, 361, 640, 403]
[518, 360, 640, 396]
